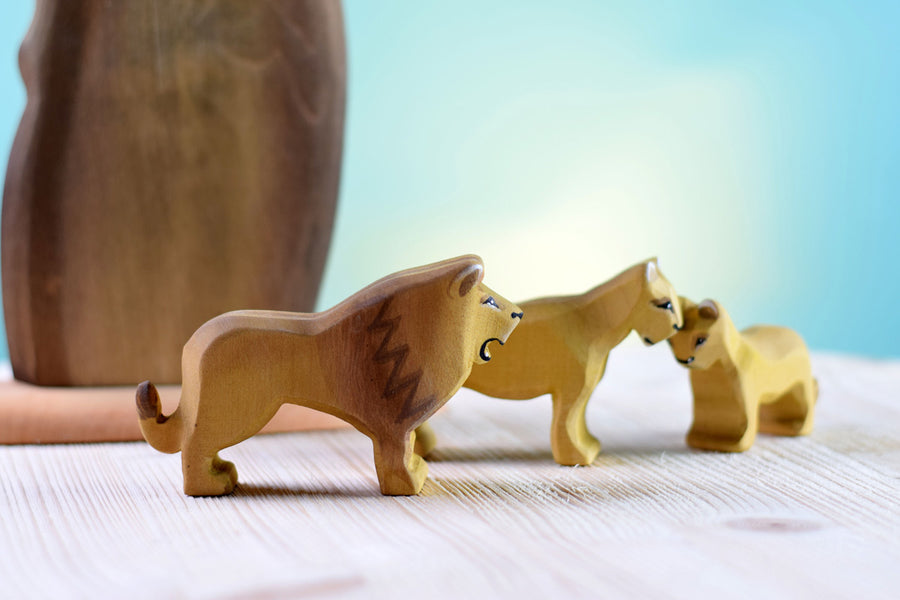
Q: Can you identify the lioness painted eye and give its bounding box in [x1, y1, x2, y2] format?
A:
[482, 296, 500, 309]
[653, 299, 673, 312]
[695, 336, 707, 348]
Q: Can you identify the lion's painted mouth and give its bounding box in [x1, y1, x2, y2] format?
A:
[480, 338, 504, 362]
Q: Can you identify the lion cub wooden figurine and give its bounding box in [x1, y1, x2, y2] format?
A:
[443, 259, 682, 466]
[136, 255, 522, 496]
[668, 298, 817, 452]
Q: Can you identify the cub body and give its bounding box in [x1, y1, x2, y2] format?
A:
[668, 298, 817, 452]
[137, 255, 522, 496]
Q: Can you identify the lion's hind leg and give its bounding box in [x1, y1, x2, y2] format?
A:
[759, 378, 816, 437]
[413, 422, 437, 457]
[373, 431, 428, 496]
[550, 376, 602, 466]
[182, 443, 239, 497]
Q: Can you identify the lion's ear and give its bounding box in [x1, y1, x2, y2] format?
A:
[452, 263, 484, 297]
[698, 299, 720, 321]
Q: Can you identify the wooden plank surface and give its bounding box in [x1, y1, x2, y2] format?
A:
[1, 344, 898, 599]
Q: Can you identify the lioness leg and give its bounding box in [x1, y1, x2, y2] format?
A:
[759, 379, 816, 436]
[551, 381, 601, 466]
[182, 443, 238, 496]
[373, 431, 428, 495]
[413, 422, 437, 457]
[687, 391, 758, 452]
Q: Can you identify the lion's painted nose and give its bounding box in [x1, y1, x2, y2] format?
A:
[511, 311, 524, 320]
[677, 356, 694, 365]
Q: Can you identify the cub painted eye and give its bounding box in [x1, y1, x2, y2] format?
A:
[482, 296, 500, 309]
[695, 336, 707, 348]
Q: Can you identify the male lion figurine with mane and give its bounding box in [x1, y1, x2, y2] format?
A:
[136, 255, 522, 496]
[668, 297, 817, 452]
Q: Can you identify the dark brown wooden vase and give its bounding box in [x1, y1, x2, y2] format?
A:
[2, 1, 345, 386]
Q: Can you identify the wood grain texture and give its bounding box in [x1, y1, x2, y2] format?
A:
[1, 347, 898, 599]
[137, 255, 522, 496]
[459, 259, 683, 466]
[2, 0, 345, 386]
[669, 298, 817, 452]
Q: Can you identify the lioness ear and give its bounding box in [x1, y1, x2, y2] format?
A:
[452, 263, 484, 297]
[645, 260, 660, 283]
[698, 299, 719, 320]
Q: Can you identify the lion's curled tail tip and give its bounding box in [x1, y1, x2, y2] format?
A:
[136, 380, 181, 453]
[136, 380, 162, 421]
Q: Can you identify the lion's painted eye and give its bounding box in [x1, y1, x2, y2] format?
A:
[695, 336, 707, 348]
[482, 295, 500, 309]
[653, 299, 673, 312]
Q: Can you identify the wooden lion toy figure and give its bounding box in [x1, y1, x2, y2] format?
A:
[668, 297, 817, 452]
[136, 255, 523, 496]
[419, 259, 683, 466]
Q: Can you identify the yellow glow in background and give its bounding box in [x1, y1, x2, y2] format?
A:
[1, 2, 898, 357]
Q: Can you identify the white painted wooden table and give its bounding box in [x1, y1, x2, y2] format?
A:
[1, 345, 898, 599]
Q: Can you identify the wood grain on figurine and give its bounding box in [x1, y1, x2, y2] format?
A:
[438, 259, 682, 466]
[136, 256, 522, 496]
[668, 297, 817, 452]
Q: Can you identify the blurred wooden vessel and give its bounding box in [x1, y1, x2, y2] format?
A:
[2, 0, 346, 387]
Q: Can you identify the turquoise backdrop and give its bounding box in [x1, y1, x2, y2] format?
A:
[1, 2, 898, 359]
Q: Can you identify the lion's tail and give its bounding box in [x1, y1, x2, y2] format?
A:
[136, 381, 183, 454]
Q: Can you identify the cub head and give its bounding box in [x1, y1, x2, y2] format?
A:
[633, 259, 683, 346]
[667, 298, 730, 369]
[446, 257, 523, 366]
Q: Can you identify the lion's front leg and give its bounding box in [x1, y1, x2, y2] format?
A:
[372, 431, 429, 495]
[687, 387, 757, 452]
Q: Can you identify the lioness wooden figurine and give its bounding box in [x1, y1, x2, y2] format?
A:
[136, 255, 522, 496]
[434, 259, 682, 466]
[668, 298, 817, 452]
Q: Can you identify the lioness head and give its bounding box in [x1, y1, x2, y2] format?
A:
[633, 259, 683, 346]
[667, 297, 729, 369]
[445, 258, 523, 366]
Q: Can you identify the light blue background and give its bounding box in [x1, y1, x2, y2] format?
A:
[1, 2, 898, 358]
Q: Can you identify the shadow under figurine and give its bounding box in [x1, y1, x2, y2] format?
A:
[136, 255, 522, 496]
[421, 258, 683, 466]
[668, 297, 817, 452]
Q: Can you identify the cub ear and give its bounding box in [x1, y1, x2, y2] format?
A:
[698, 299, 720, 321]
[645, 260, 660, 283]
[452, 263, 484, 297]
